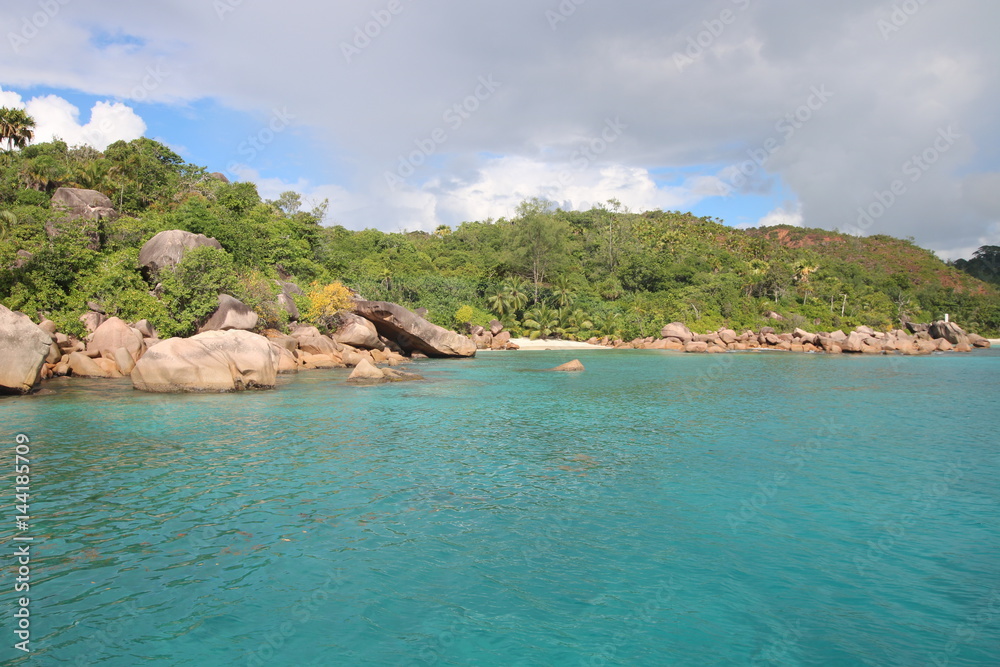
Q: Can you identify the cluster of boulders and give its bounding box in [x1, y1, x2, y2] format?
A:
[588, 320, 992, 354]
[0, 298, 479, 395]
[469, 320, 519, 350]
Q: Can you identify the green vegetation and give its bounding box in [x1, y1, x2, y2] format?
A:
[1, 130, 998, 339]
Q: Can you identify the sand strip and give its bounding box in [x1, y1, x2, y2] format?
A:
[478, 338, 614, 351]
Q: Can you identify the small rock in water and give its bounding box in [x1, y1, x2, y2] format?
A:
[549, 359, 584, 372]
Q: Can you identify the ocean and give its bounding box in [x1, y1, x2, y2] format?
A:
[2, 350, 999, 665]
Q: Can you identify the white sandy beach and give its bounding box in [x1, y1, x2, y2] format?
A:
[989, 339, 1000, 345]
[478, 337, 614, 351]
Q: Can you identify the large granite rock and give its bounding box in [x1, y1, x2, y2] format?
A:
[353, 301, 476, 358]
[332, 312, 384, 350]
[88, 317, 145, 362]
[928, 321, 969, 346]
[660, 322, 694, 342]
[274, 281, 304, 321]
[199, 294, 259, 332]
[138, 229, 223, 274]
[0, 306, 53, 394]
[131, 330, 278, 393]
[51, 187, 117, 221]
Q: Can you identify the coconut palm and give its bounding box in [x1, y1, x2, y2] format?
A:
[522, 305, 560, 340]
[0, 108, 35, 152]
[0, 210, 16, 242]
[21, 155, 67, 192]
[555, 307, 593, 340]
[550, 275, 575, 308]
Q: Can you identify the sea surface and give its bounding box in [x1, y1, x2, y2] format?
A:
[2, 350, 999, 666]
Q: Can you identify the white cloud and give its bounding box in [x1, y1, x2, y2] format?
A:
[24, 96, 145, 150]
[1, 86, 146, 151]
[756, 203, 804, 228]
[1, 1, 998, 254]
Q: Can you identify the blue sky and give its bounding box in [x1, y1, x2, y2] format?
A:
[1, 1, 997, 257]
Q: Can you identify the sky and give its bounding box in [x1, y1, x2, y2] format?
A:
[1, 0, 998, 259]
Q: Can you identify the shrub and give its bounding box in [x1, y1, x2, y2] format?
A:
[306, 281, 354, 330]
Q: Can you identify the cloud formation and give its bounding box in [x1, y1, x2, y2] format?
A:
[1, 0, 997, 257]
[0, 87, 145, 150]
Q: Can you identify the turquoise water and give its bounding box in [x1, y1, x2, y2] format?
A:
[2, 350, 999, 666]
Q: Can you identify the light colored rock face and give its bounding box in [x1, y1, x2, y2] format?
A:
[549, 359, 584, 371]
[51, 187, 116, 219]
[131, 330, 278, 393]
[80, 311, 106, 334]
[88, 317, 145, 362]
[296, 335, 341, 357]
[347, 358, 385, 382]
[353, 301, 476, 358]
[67, 351, 115, 378]
[661, 322, 694, 342]
[138, 229, 223, 274]
[200, 294, 259, 332]
[0, 306, 53, 394]
[332, 312, 383, 350]
[489, 320, 504, 336]
[290, 325, 322, 339]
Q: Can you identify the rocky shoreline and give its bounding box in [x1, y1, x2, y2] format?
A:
[0, 300, 993, 396]
[586, 320, 993, 354]
[0, 299, 474, 395]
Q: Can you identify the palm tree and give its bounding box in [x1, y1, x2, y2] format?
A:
[0, 108, 36, 152]
[555, 308, 593, 340]
[522, 305, 560, 340]
[21, 155, 66, 192]
[550, 275, 575, 308]
[0, 210, 16, 242]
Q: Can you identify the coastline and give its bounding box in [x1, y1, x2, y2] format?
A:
[478, 337, 613, 351]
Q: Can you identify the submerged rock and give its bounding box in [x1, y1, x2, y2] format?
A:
[131, 330, 278, 393]
[549, 359, 585, 372]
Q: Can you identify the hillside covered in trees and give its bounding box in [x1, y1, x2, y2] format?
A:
[1, 135, 998, 339]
